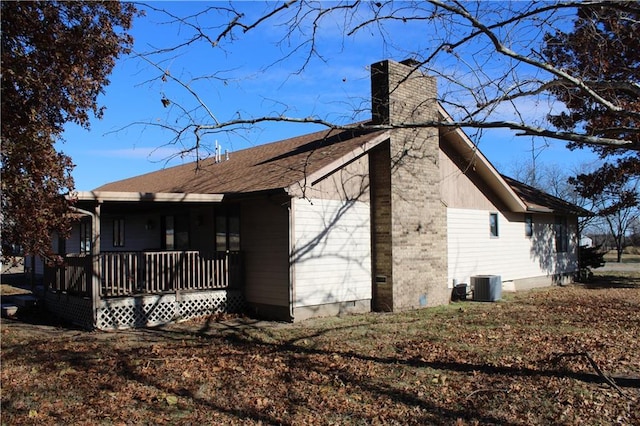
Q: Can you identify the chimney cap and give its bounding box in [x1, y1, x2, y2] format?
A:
[400, 58, 421, 68]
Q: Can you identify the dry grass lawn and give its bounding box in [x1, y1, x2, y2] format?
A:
[1, 268, 639, 425]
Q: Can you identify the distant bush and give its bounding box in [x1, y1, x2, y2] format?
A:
[623, 246, 640, 255]
[577, 244, 606, 282]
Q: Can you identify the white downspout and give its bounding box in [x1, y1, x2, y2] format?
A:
[288, 201, 295, 321]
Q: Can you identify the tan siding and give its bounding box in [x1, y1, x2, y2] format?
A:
[188, 206, 216, 252]
[66, 223, 82, 253]
[242, 197, 291, 308]
[296, 154, 370, 202]
[440, 142, 502, 211]
[100, 214, 161, 252]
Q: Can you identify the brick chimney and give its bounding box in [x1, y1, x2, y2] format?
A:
[368, 59, 449, 312]
[371, 59, 438, 125]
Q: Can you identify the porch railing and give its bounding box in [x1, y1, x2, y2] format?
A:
[44, 251, 242, 298]
[44, 254, 92, 296]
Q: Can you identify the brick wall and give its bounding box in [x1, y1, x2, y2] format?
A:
[370, 142, 393, 311]
[370, 59, 450, 311]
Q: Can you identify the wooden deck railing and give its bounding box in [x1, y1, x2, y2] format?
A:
[44, 254, 92, 296]
[45, 251, 242, 298]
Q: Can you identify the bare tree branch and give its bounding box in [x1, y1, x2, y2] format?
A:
[129, 1, 639, 160]
[430, 0, 636, 117]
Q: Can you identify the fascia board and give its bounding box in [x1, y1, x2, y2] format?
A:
[437, 105, 528, 212]
[286, 131, 392, 197]
[72, 191, 224, 203]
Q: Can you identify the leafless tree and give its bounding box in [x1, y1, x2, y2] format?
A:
[507, 159, 599, 235]
[127, 1, 638, 163]
[573, 169, 640, 262]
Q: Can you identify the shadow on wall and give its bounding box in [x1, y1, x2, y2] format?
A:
[290, 165, 372, 311]
[529, 217, 576, 284]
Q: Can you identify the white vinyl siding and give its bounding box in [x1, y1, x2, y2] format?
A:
[440, 145, 500, 211]
[293, 198, 371, 307]
[447, 208, 578, 286]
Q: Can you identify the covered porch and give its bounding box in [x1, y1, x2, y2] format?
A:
[44, 250, 243, 329]
[42, 191, 245, 329]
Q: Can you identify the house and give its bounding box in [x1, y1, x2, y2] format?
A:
[580, 236, 593, 248]
[37, 59, 588, 329]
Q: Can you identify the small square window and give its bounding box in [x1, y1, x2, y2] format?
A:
[490, 213, 499, 237]
[525, 214, 533, 238]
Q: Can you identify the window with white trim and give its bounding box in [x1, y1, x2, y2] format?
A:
[490, 213, 499, 237]
[525, 213, 533, 238]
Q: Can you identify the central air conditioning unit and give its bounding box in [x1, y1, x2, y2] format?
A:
[471, 275, 502, 302]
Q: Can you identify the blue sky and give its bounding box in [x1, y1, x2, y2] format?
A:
[59, 1, 600, 191]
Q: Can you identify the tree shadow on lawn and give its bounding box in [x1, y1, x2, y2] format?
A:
[3, 312, 640, 425]
[2, 321, 515, 425]
[581, 274, 640, 289]
[1, 303, 86, 331]
[153, 317, 640, 391]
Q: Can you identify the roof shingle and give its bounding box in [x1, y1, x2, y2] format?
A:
[96, 127, 386, 194]
[501, 175, 590, 215]
[95, 123, 589, 216]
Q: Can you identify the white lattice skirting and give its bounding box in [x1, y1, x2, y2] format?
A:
[44, 289, 244, 330]
[96, 290, 244, 330]
[44, 291, 94, 329]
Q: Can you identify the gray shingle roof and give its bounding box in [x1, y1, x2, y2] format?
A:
[96, 126, 387, 194]
[95, 123, 588, 216]
[501, 175, 591, 215]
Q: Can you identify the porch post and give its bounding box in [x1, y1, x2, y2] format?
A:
[92, 203, 101, 327]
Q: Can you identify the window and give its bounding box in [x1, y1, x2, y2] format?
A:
[524, 214, 533, 238]
[163, 215, 190, 250]
[215, 206, 240, 252]
[80, 220, 91, 254]
[113, 218, 125, 247]
[555, 215, 568, 253]
[489, 213, 499, 237]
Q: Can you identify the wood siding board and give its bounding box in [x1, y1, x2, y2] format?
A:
[302, 155, 371, 202]
[440, 142, 505, 211]
[241, 197, 291, 307]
